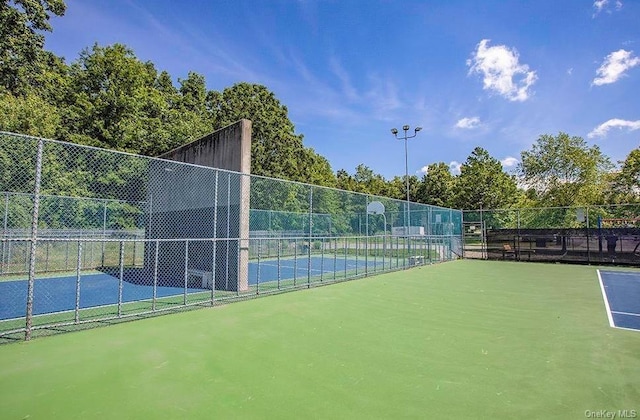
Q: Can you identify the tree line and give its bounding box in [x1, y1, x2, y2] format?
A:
[1, 1, 639, 213]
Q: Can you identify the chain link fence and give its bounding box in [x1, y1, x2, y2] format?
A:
[463, 205, 640, 265]
[0, 132, 462, 341]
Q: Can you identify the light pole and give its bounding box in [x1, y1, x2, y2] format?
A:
[391, 125, 422, 236]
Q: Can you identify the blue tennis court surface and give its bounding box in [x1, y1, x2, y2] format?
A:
[598, 270, 640, 331]
[249, 255, 384, 284]
[0, 257, 386, 320]
[0, 274, 207, 321]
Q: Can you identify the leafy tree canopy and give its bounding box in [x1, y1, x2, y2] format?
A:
[518, 132, 612, 207]
[214, 82, 334, 184]
[0, 0, 66, 95]
[415, 162, 455, 208]
[609, 148, 640, 203]
[454, 147, 519, 210]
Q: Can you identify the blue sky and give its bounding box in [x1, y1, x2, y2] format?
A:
[44, 0, 640, 179]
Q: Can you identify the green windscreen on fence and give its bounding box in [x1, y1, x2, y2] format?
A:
[463, 206, 640, 265]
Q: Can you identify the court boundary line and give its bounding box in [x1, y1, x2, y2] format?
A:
[597, 269, 615, 329]
[611, 310, 640, 318]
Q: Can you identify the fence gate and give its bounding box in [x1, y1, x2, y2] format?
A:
[463, 221, 486, 259]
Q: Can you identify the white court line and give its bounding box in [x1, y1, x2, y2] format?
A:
[611, 311, 640, 318]
[597, 270, 640, 278]
[597, 269, 616, 329]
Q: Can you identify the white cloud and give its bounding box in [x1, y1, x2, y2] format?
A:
[418, 166, 429, 175]
[467, 39, 537, 102]
[501, 156, 519, 168]
[593, 0, 609, 14]
[449, 161, 462, 175]
[593, 0, 623, 17]
[587, 118, 640, 138]
[567, 68, 573, 76]
[592, 49, 640, 86]
[364, 73, 402, 118]
[329, 56, 358, 101]
[455, 117, 481, 129]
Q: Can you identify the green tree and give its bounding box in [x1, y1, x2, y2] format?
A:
[171, 71, 216, 142]
[62, 43, 158, 151]
[352, 164, 388, 195]
[60, 43, 215, 156]
[453, 147, 519, 210]
[0, 91, 60, 137]
[336, 169, 357, 192]
[415, 162, 455, 207]
[608, 148, 640, 203]
[0, 0, 66, 95]
[387, 176, 407, 201]
[299, 148, 336, 187]
[518, 132, 612, 207]
[214, 82, 332, 182]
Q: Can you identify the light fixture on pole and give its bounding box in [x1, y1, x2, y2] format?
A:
[391, 125, 422, 236]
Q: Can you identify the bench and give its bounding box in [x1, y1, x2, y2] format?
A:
[501, 244, 535, 261]
[409, 255, 425, 266]
[502, 244, 516, 259]
[187, 269, 213, 289]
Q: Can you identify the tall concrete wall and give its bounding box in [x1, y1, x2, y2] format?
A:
[161, 120, 251, 173]
[146, 120, 251, 292]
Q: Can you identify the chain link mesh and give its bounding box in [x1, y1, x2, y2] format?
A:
[463, 205, 640, 264]
[0, 132, 462, 341]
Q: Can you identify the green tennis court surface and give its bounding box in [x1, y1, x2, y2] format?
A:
[1, 260, 638, 419]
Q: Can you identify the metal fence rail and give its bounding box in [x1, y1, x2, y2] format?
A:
[0, 131, 462, 341]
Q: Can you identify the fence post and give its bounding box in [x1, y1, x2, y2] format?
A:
[25, 138, 44, 341]
[373, 235, 377, 273]
[75, 241, 82, 323]
[344, 237, 348, 278]
[1, 192, 8, 275]
[586, 206, 591, 263]
[184, 240, 189, 305]
[2, 192, 7, 234]
[355, 237, 359, 276]
[132, 237, 137, 266]
[428, 207, 432, 263]
[118, 241, 124, 317]
[365, 196, 369, 236]
[517, 209, 521, 261]
[101, 201, 107, 267]
[333, 237, 337, 281]
[320, 237, 324, 282]
[226, 174, 231, 292]
[365, 196, 369, 276]
[256, 238, 261, 294]
[153, 240, 159, 311]
[293, 238, 297, 287]
[307, 187, 312, 288]
[277, 239, 281, 289]
[479, 204, 485, 259]
[211, 171, 218, 304]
